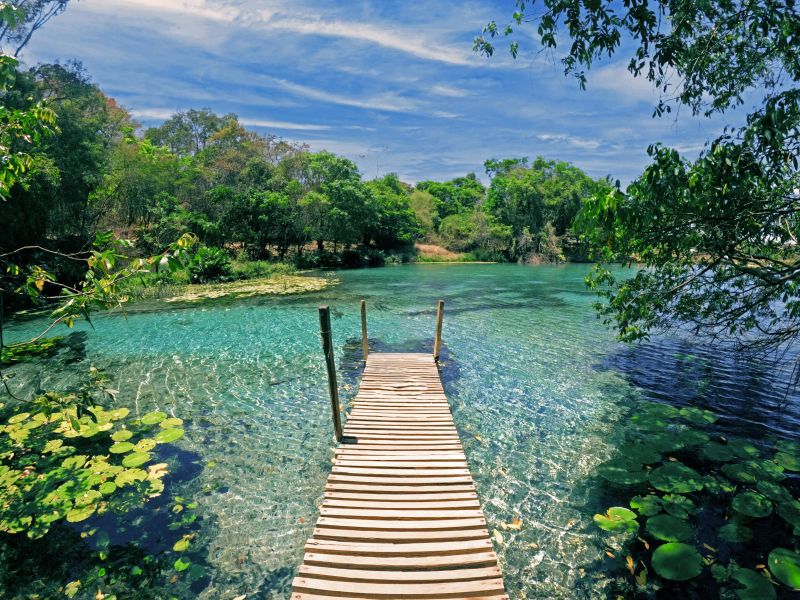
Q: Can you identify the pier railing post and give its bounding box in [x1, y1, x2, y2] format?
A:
[360, 299, 368, 361]
[318, 306, 343, 442]
[433, 299, 444, 361]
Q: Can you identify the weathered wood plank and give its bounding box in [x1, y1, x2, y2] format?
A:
[292, 353, 505, 599]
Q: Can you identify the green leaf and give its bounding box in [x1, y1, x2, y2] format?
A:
[630, 494, 662, 516]
[731, 491, 772, 518]
[718, 523, 753, 543]
[774, 452, 800, 471]
[155, 427, 184, 443]
[662, 494, 696, 519]
[173, 537, 191, 552]
[111, 429, 133, 442]
[722, 463, 758, 483]
[160, 417, 183, 428]
[768, 548, 800, 588]
[649, 462, 704, 493]
[727, 439, 760, 459]
[99, 481, 117, 495]
[651, 542, 703, 581]
[646, 514, 694, 542]
[593, 506, 639, 533]
[141, 411, 167, 425]
[678, 407, 716, 425]
[109, 441, 134, 454]
[174, 557, 190, 572]
[122, 452, 151, 468]
[755, 481, 793, 504]
[701, 442, 735, 462]
[618, 442, 662, 464]
[731, 567, 776, 600]
[66, 504, 96, 523]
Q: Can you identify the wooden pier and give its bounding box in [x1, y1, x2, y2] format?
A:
[291, 351, 507, 600]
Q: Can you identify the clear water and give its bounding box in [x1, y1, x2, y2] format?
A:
[5, 264, 799, 599]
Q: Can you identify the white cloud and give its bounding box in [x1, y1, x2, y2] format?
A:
[536, 133, 602, 150]
[263, 76, 420, 113]
[114, 0, 238, 22]
[239, 118, 330, 131]
[430, 84, 469, 97]
[258, 15, 477, 67]
[589, 63, 659, 104]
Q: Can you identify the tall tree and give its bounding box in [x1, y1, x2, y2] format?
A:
[0, 1, 70, 56]
[478, 1, 800, 356]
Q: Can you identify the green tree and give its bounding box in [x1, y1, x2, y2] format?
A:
[0, 1, 70, 57]
[479, 1, 800, 353]
[144, 108, 231, 157]
[416, 172, 486, 220]
[409, 189, 441, 235]
[366, 173, 420, 249]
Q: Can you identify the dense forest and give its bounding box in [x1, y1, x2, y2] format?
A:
[0, 60, 610, 304]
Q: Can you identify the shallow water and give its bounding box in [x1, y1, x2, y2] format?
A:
[5, 263, 799, 598]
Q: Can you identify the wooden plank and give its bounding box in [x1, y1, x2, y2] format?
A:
[292, 352, 505, 599]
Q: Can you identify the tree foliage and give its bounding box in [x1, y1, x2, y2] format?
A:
[479, 0, 800, 354]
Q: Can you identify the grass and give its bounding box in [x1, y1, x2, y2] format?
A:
[118, 260, 334, 304]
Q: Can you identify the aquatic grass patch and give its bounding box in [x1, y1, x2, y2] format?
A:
[593, 399, 800, 596]
[0, 370, 204, 598]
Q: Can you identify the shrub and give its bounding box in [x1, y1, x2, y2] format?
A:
[232, 260, 296, 279]
[187, 246, 233, 284]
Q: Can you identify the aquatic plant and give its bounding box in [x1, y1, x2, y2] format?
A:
[593, 400, 800, 597]
[0, 369, 199, 598]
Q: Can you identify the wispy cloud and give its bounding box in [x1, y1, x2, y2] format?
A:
[430, 84, 470, 97]
[263, 76, 420, 113]
[258, 15, 478, 67]
[536, 133, 602, 150]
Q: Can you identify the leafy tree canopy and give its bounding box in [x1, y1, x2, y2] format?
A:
[478, 0, 800, 355]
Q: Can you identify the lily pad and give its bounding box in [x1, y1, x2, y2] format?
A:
[630, 495, 662, 516]
[650, 462, 704, 493]
[775, 439, 800, 455]
[718, 523, 753, 543]
[679, 407, 717, 425]
[728, 439, 760, 459]
[731, 491, 772, 518]
[593, 507, 639, 534]
[639, 402, 679, 419]
[662, 494, 696, 519]
[109, 442, 134, 454]
[768, 548, 800, 588]
[731, 567, 776, 600]
[646, 514, 694, 542]
[777, 500, 800, 528]
[99, 481, 117, 495]
[651, 542, 703, 581]
[66, 504, 96, 523]
[618, 442, 662, 464]
[722, 463, 758, 483]
[645, 431, 687, 452]
[115, 468, 147, 487]
[160, 417, 183, 428]
[141, 411, 167, 425]
[135, 438, 157, 452]
[111, 429, 133, 442]
[746, 459, 786, 481]
[155, 427, 184, 444]
[122, 452, 151, 468]
[701, 442, 735, 462]
[774, 452, 800, 471]
[756, 481, 793, 504]
[674, 428, 710, 446]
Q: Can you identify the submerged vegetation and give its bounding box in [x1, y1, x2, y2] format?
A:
[593, 400, 800, 597]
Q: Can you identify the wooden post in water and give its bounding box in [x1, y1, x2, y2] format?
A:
[360, 299, 368, 361]
[433, 299, 444, 361]
[318, 306, 343, 442]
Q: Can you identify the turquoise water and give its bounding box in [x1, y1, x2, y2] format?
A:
[5, 264, 798, 598]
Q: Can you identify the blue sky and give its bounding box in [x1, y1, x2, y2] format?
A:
[25, 0, 733, 184]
